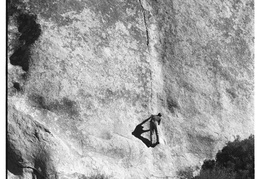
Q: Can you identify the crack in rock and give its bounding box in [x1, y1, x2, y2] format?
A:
[138, 0, 150, 47]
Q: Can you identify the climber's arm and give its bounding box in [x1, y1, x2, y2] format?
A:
[143, 129, 150, 132]
[140, 116, 151, 125]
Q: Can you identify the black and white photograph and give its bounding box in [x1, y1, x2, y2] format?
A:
[7, 0, 255, 178]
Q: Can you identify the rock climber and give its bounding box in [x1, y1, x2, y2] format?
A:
[132, 113, 162, 148]
[148, 113, 162, 145]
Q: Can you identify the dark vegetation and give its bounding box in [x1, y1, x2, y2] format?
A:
[13, 82, 21, 91]
[9, 13, 41, 72]
[8, 0, 41, 72]
[193, 135, 254, 179]
[7, 0, 21, 17]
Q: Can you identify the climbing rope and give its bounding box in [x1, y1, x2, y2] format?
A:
[138, 0, 155, 115]
[150, 56, 154, 114]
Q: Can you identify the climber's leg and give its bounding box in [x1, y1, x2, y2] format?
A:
[154, 125, 159, 144]
[150, 121, 154, 143]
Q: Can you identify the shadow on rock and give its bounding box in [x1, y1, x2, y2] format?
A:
[7, 136, 57, 178]
[32, 149, 56, 179]
[7, 140, 24, 176]
[132, 118, 158, 148]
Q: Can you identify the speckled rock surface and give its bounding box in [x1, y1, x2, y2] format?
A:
[8, 0, 254, 178]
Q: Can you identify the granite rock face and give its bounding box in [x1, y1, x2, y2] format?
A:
[8, 0, 254, 178]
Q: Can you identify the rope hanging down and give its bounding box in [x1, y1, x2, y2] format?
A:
[138, 0, 154, 114]
[138, 0, 153, 114]
[138, 0, 155, 114]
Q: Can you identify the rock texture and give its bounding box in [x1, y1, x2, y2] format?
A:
[8, 0, 254, 178]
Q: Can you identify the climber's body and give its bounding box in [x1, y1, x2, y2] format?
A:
[148, 113, 161, 145]
[132, 113, 162, 148]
